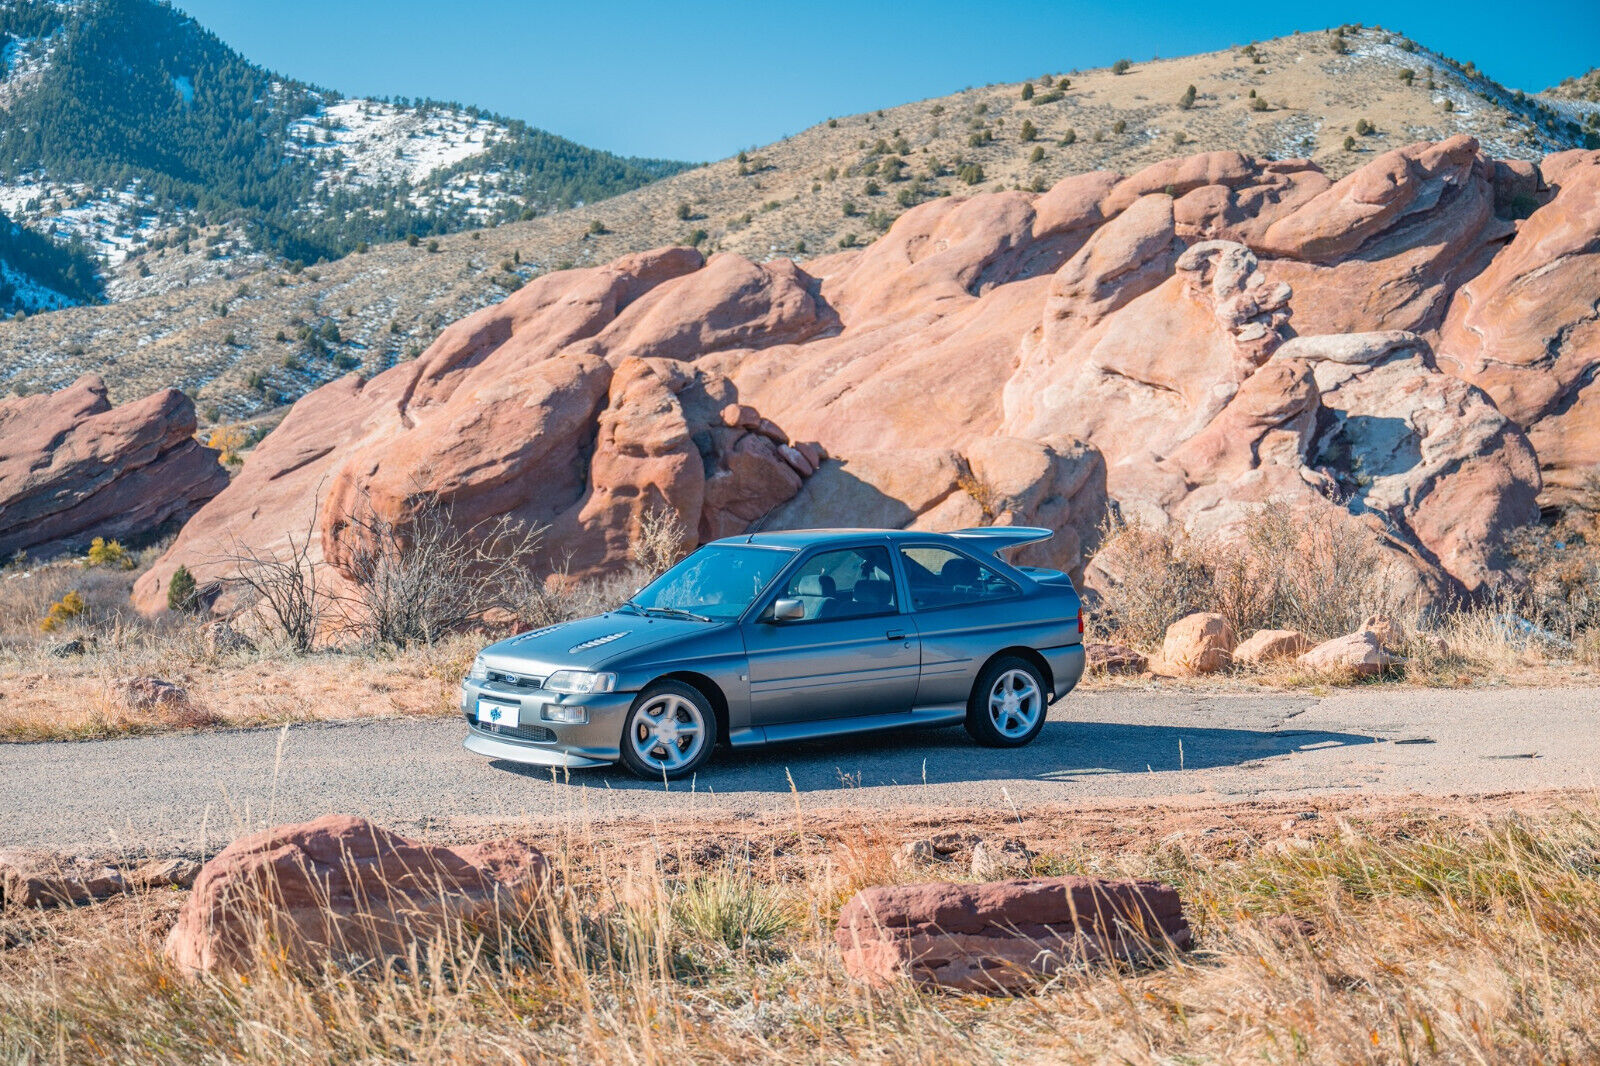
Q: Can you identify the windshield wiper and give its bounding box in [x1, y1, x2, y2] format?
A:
[640, 605, 713, 623]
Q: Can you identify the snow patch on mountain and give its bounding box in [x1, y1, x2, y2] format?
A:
[0, 258, 74, 313]
[286, 98, 505, 191]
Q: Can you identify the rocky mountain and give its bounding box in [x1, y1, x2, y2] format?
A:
[1, 23, 1595, 419]
[0, 0, 683, 314]
[120, 134, 1598, 620]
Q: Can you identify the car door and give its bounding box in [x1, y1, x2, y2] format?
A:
[741, 543, 920, 728]
[896, 543, 1026, 707]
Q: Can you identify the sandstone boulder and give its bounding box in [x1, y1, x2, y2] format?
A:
[1298, 632, 1400, 677]
[163, 815, 548, 975]
[969, 839, 1037, 880]
[836, 876, 1190, 992]
[1359, 614, 1404, 651]
[1234, 629, 1312, 664]
[1159, 613, 1237, 674]
[1085, 642, 1148, 674]
[0, 375, 226, 561]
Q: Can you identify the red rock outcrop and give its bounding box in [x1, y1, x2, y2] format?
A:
[138, 137, 1593, 614]
[836, 876, 1190, 992]
[133, 250, 825, 611]
[0, 375, 226, 560]
[1436, 149, 1600, 507]
[163, 815, 547, 974]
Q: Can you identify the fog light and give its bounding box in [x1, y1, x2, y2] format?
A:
[541, 703, 589, 725]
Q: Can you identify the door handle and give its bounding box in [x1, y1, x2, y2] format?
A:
[886, 629, 905, 641]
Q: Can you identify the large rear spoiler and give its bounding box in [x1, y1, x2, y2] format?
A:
[946, 526, 1053, 557]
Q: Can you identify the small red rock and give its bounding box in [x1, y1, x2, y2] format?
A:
[837, 876, 1190, 992]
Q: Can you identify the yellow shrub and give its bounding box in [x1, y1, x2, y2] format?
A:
[40, 590, 86, 633]
[206, 425, 249, 465]
[85, 537, 134, 570]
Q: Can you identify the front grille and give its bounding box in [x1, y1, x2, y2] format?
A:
[465, 712, 557, 744]
[487, 669, 545, 689]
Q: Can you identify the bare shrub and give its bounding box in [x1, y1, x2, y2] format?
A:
[630, 505, 689, 579]
[219, 516, 329, 654]
[1085, 516, 1212, 645]
[1091, 505, 1405, 645]
[333, 495, 547, 648]
[514, 564, 640, 629]
[1211, 504, 1404, 639]
[1508, 470, 1600, 640]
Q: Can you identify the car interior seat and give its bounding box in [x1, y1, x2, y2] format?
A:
[940, 557, 981, 601]
[794, 573, 839, 619]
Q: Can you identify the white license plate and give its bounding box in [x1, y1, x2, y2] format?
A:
[476, 698, 521, 728]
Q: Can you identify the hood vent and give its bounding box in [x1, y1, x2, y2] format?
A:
[512, 623, 566, 645]
[569, 631, 630, 654]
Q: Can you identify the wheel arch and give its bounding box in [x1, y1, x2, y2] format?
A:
[980, 646, 1054, 699]
[651, 671, 730, 743]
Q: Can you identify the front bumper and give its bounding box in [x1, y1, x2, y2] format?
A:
[1042, 642, 1087, 700]
[459, 678, 634, 765]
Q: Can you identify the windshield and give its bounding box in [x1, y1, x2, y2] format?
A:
[626, 544, 793, 622]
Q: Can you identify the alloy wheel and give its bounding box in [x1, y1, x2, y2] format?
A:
[987, 668, 1043, 739]
[628, 692, 707, 773]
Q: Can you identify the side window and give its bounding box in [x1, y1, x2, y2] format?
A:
[898, 546, 1020, 611]
[779, 546, 898, 620]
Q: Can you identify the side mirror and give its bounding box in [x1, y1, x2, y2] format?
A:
[769, 598, 806, 622]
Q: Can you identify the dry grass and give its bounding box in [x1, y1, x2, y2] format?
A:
[0, 626, 478, 743]
[4, 796, 1600, 1063]
[1083, 500, 1600, 689]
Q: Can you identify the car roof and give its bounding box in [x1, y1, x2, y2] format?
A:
[706, 529, 923, 550]
[710, 527, 1050, 551]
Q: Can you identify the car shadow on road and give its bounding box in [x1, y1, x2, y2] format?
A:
[491, 720, 1379, 793]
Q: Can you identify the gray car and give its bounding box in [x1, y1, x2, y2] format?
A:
[461, 527, 1085, 779]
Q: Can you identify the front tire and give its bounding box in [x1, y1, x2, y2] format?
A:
[965, 656, 1048, 748]
[618, 680, 718, 780]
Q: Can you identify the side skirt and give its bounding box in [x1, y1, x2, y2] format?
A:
[725, 705, 968, 748]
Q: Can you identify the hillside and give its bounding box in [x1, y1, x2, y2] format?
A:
[0, 0, 683, 314]
[1, 22, 1596, 418]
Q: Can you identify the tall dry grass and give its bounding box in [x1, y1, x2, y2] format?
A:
[1084, 498, 1600, 683]
[4, 805, 1600, 1063]
[1089, 504, 1408, 645]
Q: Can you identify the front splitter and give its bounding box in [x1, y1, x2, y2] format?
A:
[463, 732, 611, 769]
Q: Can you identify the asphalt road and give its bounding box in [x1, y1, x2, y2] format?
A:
[4, 688, 1598, 854]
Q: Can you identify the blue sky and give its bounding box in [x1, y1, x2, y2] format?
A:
[178, 0, 1599, 162]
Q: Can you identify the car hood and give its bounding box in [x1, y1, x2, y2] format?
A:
[480, 611, 724, 676]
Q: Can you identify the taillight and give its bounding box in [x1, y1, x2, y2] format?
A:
[1076, 607, 1084, 634]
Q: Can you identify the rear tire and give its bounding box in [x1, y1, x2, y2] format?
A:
[964, 655, 1048, 748]
[618, 680, 718, 780]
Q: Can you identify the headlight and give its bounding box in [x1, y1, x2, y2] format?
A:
[544, 670, 616, 694]
[467, 655, 489, 681]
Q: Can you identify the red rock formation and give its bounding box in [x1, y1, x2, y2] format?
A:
[1437, 148, 1600, 507]
[0, 375, 226, 560]
[163, 815, 547, 974]
[836, 875, 1190, 991]
[138, 137, 1593, 614]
